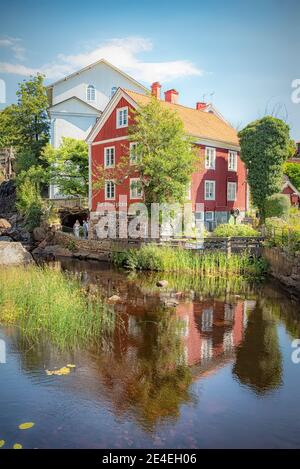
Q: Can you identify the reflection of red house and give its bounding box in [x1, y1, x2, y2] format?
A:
[282, 175, 300, 207]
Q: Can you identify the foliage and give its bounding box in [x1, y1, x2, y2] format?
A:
[264, 216, 300, 253]
[16, 165, 46, 230]
[94, 96, 198, 205]
[264, 193, 290, 219]
[113, 245, 268, 278]
[239, 117, 291, 221]
[0, 266, 115, 349]
[42, 137, 88, 196]
[283, 162, 300, 191]
[213, 223, 259, 237]
[0, 105, 18, 148]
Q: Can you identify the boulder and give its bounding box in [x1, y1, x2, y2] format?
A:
[33, 226, 47, 242]
[156, 280, 168, 288]
[0, 218, 11, 233]
[42, 244, 74, 258]
[0, 241, 33, 265]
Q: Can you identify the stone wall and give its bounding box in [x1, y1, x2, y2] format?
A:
[262, 246, 300, 296]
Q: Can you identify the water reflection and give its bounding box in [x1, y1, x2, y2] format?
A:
[2, 258, 300, 447]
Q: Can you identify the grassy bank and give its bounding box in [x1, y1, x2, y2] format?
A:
[0, 266, 115, 349]
[113, 245, 268, 278]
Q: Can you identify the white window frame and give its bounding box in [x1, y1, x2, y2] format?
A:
[204, 180, 215, 200]
[204, 211, 214, 222]
[87, 84, 96, 102]
[227, 181, 237, 201]
[104, 146, 115, 168]
[116, 106, 128, 129]
[205, 147, 216, 170]
[129, 142, 138, 165]
[130, 178, 143, 199]
[105, 180, 116, 200]
[228, 150, 237, 171]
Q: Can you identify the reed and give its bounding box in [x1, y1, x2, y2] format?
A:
[0, 265, 115, 349]
[113, 245, 268, 278]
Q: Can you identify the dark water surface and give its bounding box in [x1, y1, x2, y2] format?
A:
[1, 258, 300, 449]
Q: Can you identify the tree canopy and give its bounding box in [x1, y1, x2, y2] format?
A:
[239, 117, 291, 220]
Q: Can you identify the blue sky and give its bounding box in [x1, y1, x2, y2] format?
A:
[1, 0, 299, 139]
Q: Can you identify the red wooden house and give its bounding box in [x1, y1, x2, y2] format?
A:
[87, 83, 248, 232]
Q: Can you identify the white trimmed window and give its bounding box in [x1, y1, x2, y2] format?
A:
[105, 180, 115, 200]
[104, 146, 115, 168]
[205, 147, 216, 169]
[227, 182, 237, 201]
[129, 142, 138, 164]
[228, 151, 237, 171]
[204, 180, 215, 200]
[116, 107, 128, 128]
[87, 85, 96, 102]
[204, 211, 214, 222]
[130, 178, 143, 199]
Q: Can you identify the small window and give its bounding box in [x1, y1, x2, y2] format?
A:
[116, 107, 128, 128]
[227, 182, 237, 201]
[87, 85, 96, 102]
[205, 147, 216, 169]
[228, 151, 237, 171]
[105, 180, 115, 200]
[111, 86, 117, 98]
[204, 180, 215, 200]
[129, 142, 139, 164]
[130, 178, 143, 199]
[104, 146, 115, 168]
[204, 211, 214, 222]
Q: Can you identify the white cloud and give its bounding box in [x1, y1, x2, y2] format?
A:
[0, 36, 26, 60]
[0, 36, 203, 83]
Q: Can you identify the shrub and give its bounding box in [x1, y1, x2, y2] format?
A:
[213, 223, 259, 237]
[265, 194, 290, 219]
[16, 177, 43, 230]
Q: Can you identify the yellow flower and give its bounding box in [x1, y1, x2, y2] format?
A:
[19, 422, 35, 430]
[13, 443, 23, 449]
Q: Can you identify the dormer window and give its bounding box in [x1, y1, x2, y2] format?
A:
[87, 85, 96, 102]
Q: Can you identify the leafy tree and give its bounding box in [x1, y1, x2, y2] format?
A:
[42, 137, 88, 197]
[265, 193, 290, 219]
[94, 97, 198, 205]
[16, 166, 46, 230]
[0, 105, 18, 148]
[239, 117, 291, 221]
[283, 162, 300, 191]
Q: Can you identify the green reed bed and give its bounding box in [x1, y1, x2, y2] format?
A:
[0, 265, 115, 349]
[113, 245, 268, 278]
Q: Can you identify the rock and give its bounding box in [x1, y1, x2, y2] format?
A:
[33, 244, 73, 258]
[163, 299, 179, 308]
[33, 226, 47, 242]
[0, 218, 11, 234]
[0, 236, 12, 242]
[156, 280, 168, 288]
[107, 295, 121, 304]
[0, 241, 33, 265]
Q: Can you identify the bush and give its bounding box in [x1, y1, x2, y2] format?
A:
[213, 223, 259, 237]
[265, 217, 300, 252]
[16, 177, 43, 230]
[265, 194, 290, 219]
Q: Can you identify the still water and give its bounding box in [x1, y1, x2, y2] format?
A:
[1, 259, 300, 449]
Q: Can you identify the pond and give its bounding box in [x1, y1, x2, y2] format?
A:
[0, 258, 300, 449]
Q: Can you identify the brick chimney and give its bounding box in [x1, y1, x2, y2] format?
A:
[164, 89, 179, 104]
[196, 102, 207, 110]
[151, 82, 161, 99]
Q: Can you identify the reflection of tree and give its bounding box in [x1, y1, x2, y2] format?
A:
[98, 308, 193, 431]
[233, 301, 282, 394]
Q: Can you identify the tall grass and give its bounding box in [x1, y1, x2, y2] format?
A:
[113, 245, 268, 278]
[0, 266, 115, 349]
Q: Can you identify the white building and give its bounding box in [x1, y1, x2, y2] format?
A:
[47, 59, 148, 198]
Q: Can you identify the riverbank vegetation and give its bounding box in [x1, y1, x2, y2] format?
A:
[0, 266, 115, 349]
[113, 245, 268, 278]
[212, 223, 259, 237]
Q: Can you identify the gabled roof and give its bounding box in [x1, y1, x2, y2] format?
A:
[48, 96, 101, 114]
[47, 58, 148, 93]
[282, 175, 300, 196]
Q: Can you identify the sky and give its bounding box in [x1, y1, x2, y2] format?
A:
[0, 0, 299, 139]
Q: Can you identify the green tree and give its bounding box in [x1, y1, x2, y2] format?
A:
[94, 97, 198, 205]
[0, 105, 18, 148]
[265, 193, 290, 219]
[16, 166, 46, 230]
[239, 117, 291, 221]
[42, 137, 88, 197]
[283, 162, 300, 191]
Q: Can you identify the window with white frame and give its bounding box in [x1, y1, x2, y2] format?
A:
[228, 150, 237, 171]
[104, 146, 115, 168]
[130, 178, 143, 199]
[116, 107, 128, 128]
[204, 180, 215, 200]
[105, 180, 115, 200]
[129, 142, 138, 164]
[204, 211, 214, 222]
[227, 182, 237, 201]
[87, 85, 96, 102]
[205, 147, 216, 169]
